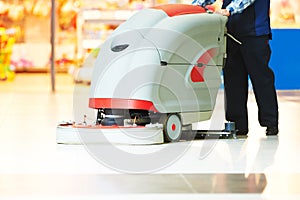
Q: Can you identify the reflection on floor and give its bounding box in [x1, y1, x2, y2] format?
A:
[0, 173, 268, 194]
[0, 74, 299, 200]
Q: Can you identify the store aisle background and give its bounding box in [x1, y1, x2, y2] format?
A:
[0, 73, 300, 199]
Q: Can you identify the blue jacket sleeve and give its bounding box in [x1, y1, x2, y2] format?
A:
[192, 0, 216, 7]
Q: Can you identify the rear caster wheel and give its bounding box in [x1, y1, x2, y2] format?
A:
[161, 114, 182, 143]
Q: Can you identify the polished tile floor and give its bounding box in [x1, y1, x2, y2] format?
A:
[0, 74, 299, 200]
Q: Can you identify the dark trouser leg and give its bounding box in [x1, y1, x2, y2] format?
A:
[240, 36, 278, 127]
[223, 39, 249, 133]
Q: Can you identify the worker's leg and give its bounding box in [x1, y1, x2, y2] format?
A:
[223, 39, 249, 134]
[241, 36, 279, 128]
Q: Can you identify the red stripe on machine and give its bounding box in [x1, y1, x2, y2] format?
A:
[89, 98, 159, 112]
[190, 48, 218, 83]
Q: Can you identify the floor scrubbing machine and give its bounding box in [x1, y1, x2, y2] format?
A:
[56, 4, 236, 145]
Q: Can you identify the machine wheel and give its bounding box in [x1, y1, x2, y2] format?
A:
[162, 114, 182, 143]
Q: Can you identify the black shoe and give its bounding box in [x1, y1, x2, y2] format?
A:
[236, 130, 248, 135]
[266, 126, 279, 136]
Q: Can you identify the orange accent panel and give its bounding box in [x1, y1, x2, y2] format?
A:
[153, 4, 206, 17]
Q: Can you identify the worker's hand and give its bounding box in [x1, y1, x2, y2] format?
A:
[215, 9, 230, 16]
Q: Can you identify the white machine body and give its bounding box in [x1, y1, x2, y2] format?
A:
[57, 4, 228, 144]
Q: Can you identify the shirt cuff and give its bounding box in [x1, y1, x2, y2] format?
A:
[226, 6, 235, 15]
